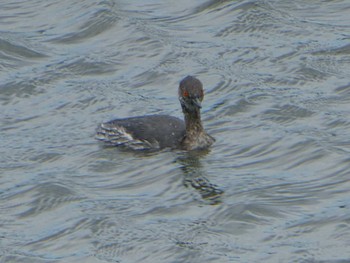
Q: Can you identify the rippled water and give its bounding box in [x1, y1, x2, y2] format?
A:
[1, 0, 350, 262]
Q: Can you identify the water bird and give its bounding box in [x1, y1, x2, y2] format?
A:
[96, 76, 215, 151]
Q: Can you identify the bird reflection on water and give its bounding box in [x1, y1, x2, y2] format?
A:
[176, 150, 223, 205]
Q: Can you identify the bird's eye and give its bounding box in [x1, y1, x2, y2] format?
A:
[183, 91, 189, 97]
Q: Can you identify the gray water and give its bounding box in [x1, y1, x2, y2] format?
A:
[1, 0, 350, 262]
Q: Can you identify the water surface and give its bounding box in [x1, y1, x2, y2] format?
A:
[1, 0, 350, 262]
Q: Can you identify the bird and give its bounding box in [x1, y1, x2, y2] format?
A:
[96, 76, 214, 151]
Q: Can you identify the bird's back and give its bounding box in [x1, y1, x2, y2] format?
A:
[96, 115, 185, 150]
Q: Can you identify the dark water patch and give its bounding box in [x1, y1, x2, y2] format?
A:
[335, 82, 350, 95]
[215, 1, 283, 37]
[56, 57, 117, 76]
[0, 38, 47, 60]
[262, 104, 314, 124]
[312, 43, 350, 56]
[51, 8, 119, 44]
[269, 0, 350, 27]
[0, 80, 45, 104]
[16, 182, 83, 218]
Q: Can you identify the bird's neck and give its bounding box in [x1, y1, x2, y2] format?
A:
[183, 107, 204, 137]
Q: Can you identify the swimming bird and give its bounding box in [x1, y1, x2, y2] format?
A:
[96, 76, 215, 151]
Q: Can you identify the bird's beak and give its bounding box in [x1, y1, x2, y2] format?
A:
[192, 97, 202, 108]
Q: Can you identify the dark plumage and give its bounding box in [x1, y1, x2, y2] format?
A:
[96, 76, 214, 151]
